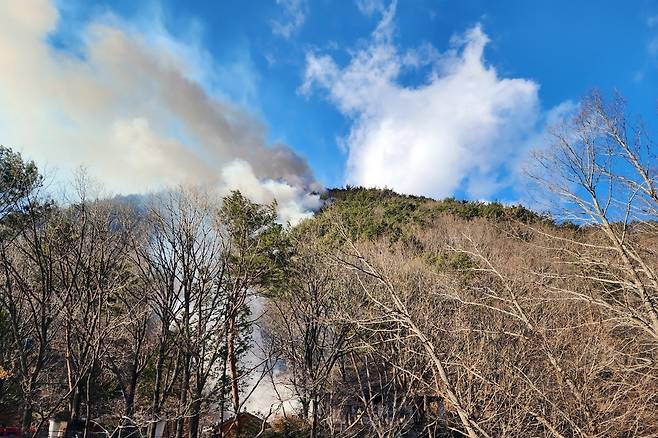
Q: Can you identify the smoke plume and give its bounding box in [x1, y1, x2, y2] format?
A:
[0, 0, 320, 224]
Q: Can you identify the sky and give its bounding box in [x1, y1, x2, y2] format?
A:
[1, 0, 658, 221]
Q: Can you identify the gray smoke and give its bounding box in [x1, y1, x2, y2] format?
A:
[0, 0, 320, 224]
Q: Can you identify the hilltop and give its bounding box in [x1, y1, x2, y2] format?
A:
[307, 186, 549, 242]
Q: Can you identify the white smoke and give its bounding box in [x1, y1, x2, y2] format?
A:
[220, 160, 321, 225]
[242, 295, 298, 417]
[0, 0, 320, 224]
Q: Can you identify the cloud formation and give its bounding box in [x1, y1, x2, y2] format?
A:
[303, 2, 540, 199]
[271, 0, 308, 39]
[355, 0, 387, 17]
[0, 0, 319, 224]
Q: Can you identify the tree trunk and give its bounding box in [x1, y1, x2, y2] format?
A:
[227, 317, 240, 414]
[21, 403, 32, 437]
[311, 396, 319, 438]
[70, 385, 82, 424]
[175, 352, 190, 438]
[226, 315, 240, 437]
[300, 399, 310, 421]
[188, 398, 201, 438]
[149, 341, 166, 438]
[83, 373, 92, 438]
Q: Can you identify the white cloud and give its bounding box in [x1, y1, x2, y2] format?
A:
[302, 3, 541, 199]
[271, 0, 308, 39]
[0, 0, 319, 224]
[648, 15, 658, 28]
[355, 0, 387, 17]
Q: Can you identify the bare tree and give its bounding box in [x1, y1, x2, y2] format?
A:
[104, 250, 157, 437]
[55, 189, 138, 434]
[0, 196, 56, 434]
[324, 213, 489, 438]
[0, 146, 54, 434]
[530, 91, 658, 342]
[137, 189, 229, 438]
[267, 223, 352, 438]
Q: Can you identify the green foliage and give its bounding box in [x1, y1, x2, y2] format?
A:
[422, 251, 476, 273]
[0, 146, 41, 209]
[428, 197, 547, 223]
[0, 145, 46, 236]
[221, 191, 292, 291]
[311, 187, 549, 244]
[0, 309, 19, 408]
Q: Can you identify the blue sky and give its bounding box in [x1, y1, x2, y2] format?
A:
[1, 0, 658, 217]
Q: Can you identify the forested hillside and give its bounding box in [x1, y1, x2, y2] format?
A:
[1, 94, 657, 438]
